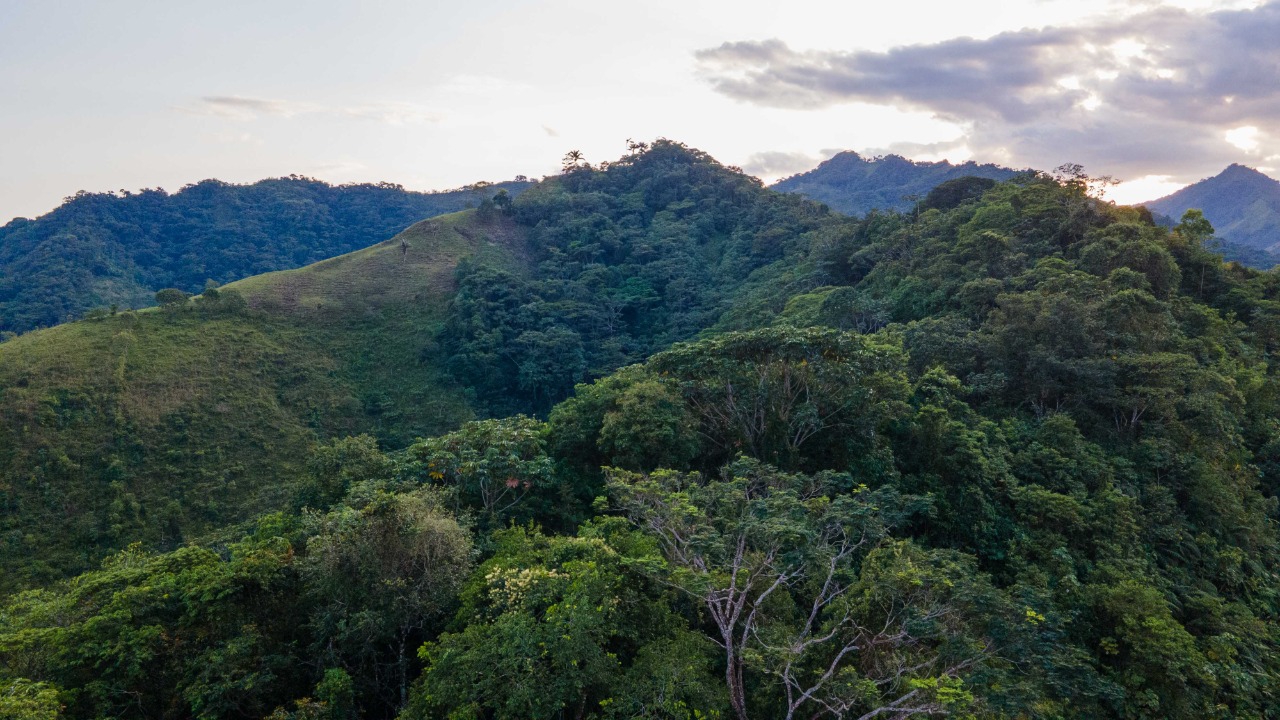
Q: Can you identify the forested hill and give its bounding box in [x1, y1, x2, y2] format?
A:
[1145, 164, 1280, 260]
[9, 143, 1280, 719]
[772, 150, 1019, 215]
[0, 141, 830, 591]
[0, 176, 533, 334]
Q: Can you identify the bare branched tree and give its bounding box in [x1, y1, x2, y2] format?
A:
[608, 458, 989, 720]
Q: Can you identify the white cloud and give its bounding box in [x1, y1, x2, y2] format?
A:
[1225, 126, 1261, 152]
[188, 96, 440, 126]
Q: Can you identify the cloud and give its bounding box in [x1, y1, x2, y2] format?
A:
[189, 96, 439, 125]
[208, 131, 264, 146]
[697, 1, 1280, 181]
[740, 150, 827, 179]
[198, 96, 316, 120]
[341, 103, 440, 125]
[310, 160, 368, 177]
[862, 138, 973, 163]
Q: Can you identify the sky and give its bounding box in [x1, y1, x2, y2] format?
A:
[2, 0, 1277, 223]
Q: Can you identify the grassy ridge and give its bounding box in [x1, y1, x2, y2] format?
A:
[0, 177, 534, 333]
[0, 211, 522, 590]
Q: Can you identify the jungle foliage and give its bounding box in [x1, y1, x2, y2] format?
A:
[6, 142, 1280, 719]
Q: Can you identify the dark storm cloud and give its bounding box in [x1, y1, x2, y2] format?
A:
[699, 29, 1086, 123]
[697, 2, 1280, 179]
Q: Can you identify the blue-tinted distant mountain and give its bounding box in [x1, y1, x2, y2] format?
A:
[771, 151, 1020, 215]
[1144, 164, 1280, 262]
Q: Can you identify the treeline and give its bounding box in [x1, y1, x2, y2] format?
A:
[6, 144, 1280, 718]
[0, 177, 533, 333]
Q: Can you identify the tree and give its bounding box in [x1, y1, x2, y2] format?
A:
[0, 678, 63, 719]
[919, 176, 997, 212]
[514, 327, 587, 412]
[202, 279, 221, 300]
[1172, 209, 1218, 298]
[0, 540, 305, 719]
[408, 526, 722, 720]
[607, 458, 987, 720]
[562, 150, 587, 173]
[405, 416, 561, 526]
[296, 434, 394, 510]
[154, 287, 190, 308]
[647, 327, 909, 471]
[598, 378, 700, 471]
[300, 489, 472, 713]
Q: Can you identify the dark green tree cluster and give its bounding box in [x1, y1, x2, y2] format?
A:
[440, 139, 831, 414]
[0, 440, 470, 720]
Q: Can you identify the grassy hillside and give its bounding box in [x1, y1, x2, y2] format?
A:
[0, 177, 533, 333]
[0, 211, 524, 590]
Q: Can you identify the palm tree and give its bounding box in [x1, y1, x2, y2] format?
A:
[562, 150, 585, 172]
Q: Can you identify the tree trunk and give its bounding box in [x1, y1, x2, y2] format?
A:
[398, 632, 409, 710]
[727, 647, 748, 720]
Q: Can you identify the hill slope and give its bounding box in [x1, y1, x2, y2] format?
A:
[10, 159, 1280, 719]
[772, 150, 1019, 215]
[1145, 164, 1280, 257]
[0, 141, 835, 589]
[0, 177, 533, 334]
[0, 211, 525, 590]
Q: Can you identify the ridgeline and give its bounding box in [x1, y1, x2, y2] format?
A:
[0, 176, 533, 334]
[4, 142, 1280, 719]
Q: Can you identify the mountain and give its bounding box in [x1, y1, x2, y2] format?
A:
[8, 144, 1280, 719]
[0, 141, 828, 590]
[771, 150, 1020, 215]
[0, 176, 534, 334]
[1144, 164, 1280, 259]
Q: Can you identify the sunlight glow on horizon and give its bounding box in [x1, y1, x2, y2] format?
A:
[1106, 175, 1188, 205]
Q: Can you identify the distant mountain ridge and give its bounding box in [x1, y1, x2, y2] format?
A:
[0, 176, 533, 333]
[1144, 164, 1280, 261]
[771, 150, 1020, 215]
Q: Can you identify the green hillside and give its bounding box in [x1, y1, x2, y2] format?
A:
[9, 144, 1280, 719]
[0, 141, 830, 590]
[0, 176, 533, 334]
[0, 212, 523, 590]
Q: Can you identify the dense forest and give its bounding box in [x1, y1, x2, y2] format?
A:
[0, 177, 533, 334]
[6, 141, 1280, 719]
[772, 151, 1018, 215]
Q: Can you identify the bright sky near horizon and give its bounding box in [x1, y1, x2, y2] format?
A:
[2, 0, 1277, 223]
